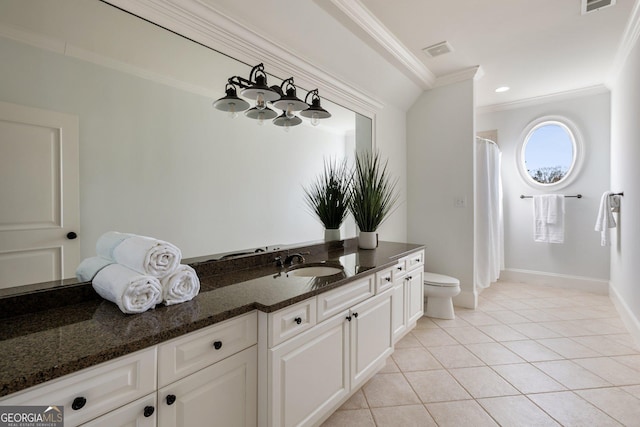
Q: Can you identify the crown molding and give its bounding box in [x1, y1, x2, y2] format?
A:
[607, 0, 640, 84]
[328, 0, 436, 89]
[433, 66, 483, 88]
[476, 85, 610, 114]
[103, 0, 384, 115]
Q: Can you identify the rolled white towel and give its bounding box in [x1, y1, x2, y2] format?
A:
[92, 264, 163, 314]
[76, 256, 113, 282]
[96, 232, 182, 278]
[161, 265, 200, 306]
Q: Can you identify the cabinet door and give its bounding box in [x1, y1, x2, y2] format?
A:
[80, 394, 156, 427]
[350, 289, 393, 389]
[269, 312, 349, 427]
[391, 280, 407, 342]
[406, 270, 424, 325]
[158, 345, 257, 427]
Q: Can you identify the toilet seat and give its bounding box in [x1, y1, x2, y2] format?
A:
[424, 272, 460, 287]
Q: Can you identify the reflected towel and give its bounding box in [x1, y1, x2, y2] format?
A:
[96, 232, 182, 278]
[161, 265, 200, 306]
[92, 264, 162, 314]
[595, 191, 617, 246]
[76, 256, 113, 282]
[533, 195, 565, 243]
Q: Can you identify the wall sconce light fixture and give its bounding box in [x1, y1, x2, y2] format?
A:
[213, 63, 331, 129]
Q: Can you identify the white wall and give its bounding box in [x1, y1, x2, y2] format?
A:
[407, 79, 476, 308]
[375, 104, 408, 243]
[610, 31, 640, 339]
[477, 92, 611, 287]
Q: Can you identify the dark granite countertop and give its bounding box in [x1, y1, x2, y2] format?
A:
[0, 239, 424, 398]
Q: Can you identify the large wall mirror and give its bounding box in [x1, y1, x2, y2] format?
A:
[0, 0, 372, 290]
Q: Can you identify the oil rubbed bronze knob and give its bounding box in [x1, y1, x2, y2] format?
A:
[72, 397, 86, 410]
[166, 394, 176, 405]
[66, 231, 78, 240]
[144, 406, 155, 417]
[213, 341, 222, 350]
[294, 317, 302, 325]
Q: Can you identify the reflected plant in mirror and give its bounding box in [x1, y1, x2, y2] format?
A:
[302, 158, 352, 242]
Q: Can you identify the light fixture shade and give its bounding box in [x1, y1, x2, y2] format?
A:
[213, 85, 250, 112]
[241, 74, 280, 102]
[273, 111, 302, 127]
[300, 97, 331, 119]
[244, 106, 278, 120]
[272, 86, 308, 111]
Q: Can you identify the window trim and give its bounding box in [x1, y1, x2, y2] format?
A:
[516, 115, 584, 190]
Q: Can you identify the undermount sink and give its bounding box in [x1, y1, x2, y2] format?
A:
[286, 264, 344, 277]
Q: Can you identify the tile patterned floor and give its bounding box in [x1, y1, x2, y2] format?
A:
[321, 281, 640, 426]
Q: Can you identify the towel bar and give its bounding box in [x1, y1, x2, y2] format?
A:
[520, 194, 582, 199]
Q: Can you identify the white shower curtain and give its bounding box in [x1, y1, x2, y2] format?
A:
[475, 138, 504, 290]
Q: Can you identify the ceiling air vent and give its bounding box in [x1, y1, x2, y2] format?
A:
[582, 0, 616, 14]
[422, 41, 454, 58]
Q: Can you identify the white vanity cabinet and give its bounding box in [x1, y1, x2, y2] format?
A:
[261, 274, 393, 427]
[0, 347, 157, 427]
[157, 346, 257, 427]
[156, 311, 258, 427]
[391, 250, 425, 342]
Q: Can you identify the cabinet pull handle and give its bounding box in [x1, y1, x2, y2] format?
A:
[385, 277, 391, 282]
[66, 231, 78, 240]
[144, 406, 155, 417]
[345, 315, 352, 322]
[397, 266, 403, 271]
[407, 275, 412, 280]
[213, 341, 223, 350]
[353, 312, 358, 318]
[294, 317, 302, 324]
[71, 397, 86, 410]
[166, 394, 176, 405]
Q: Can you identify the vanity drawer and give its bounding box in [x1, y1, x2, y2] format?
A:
[391, 260, 407, 281]
[405, 250, 425, 271]
[375, 265, 396, 294]
[317, 276, 374, 322]
[158, 311, 257, 388]
[1, 347, 156, 427]
[268, 297, 317, 347]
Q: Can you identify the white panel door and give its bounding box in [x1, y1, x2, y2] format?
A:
[0, 101, 79, 289]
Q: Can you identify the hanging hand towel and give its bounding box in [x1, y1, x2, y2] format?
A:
[161, 264, 200, 306]
[533, 194, 565, 243]
[76, 256, 113, 282]
[96, 231, 182, 278]
[92, 264, 163, 314]
[595, 191, 617, 246]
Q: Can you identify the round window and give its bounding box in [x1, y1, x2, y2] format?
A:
[517, 116, 583, 189]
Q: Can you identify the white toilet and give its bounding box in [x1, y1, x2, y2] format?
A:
[423, 272, 461, 320]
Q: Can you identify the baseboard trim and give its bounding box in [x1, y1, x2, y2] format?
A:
[499, 269, 609, 295]
[609, 282, 640, 349]
[453, 289, 477, 310]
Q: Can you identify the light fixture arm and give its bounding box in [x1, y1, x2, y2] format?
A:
[227, 63, 269, 89]
[304, 89, 321, 104]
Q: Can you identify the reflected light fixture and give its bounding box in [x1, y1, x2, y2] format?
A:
[213, 63, 331, 130]
[212, 84, 250, 118]
[300, 89, 331, 126]
[495, 86, 510, 93]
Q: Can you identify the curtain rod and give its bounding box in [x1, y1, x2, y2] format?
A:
[520, 194, 582, 199]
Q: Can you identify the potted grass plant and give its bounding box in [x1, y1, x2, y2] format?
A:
[303, 158, 352, 241]
[349, 151, 399, 249]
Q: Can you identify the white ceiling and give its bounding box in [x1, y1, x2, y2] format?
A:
[195, 0, 636, 109]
